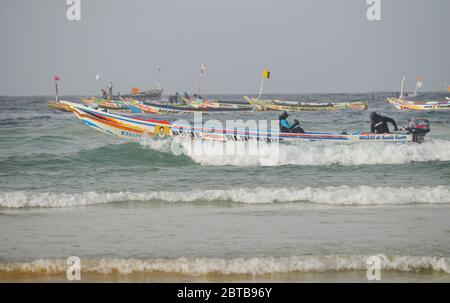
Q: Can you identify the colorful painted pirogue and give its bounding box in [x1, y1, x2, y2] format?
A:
[386, 76, 450, 111]
[386, 97, 450, 111]
[61, 101, 430, 144]
[244, 96, 368, 111]
[126, 98, 252, 114]
[179, 97, 252, 110]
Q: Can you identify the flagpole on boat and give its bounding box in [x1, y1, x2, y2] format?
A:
[258, 76, 264, 99]
[156, 68, 161, 90]
[53, 76, 60, 102]
[197, 64, 206, 95]
[413, 76, 423, 97]
[399, 75, 406, 99]
[197, 77, 202, 95]
[258, 69, 270, 99]
[55, 80, 58, 102]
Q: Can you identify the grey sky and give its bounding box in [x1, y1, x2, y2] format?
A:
[0, 0, 449, 95]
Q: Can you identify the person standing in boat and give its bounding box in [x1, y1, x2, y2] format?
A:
[101, 89, 108, 99]
[370, 112, 398, 134]
[107, 81, 113, 99]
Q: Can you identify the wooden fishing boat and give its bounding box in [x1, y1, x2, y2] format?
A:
[244, 96, 368, 112]
[125, 98, 252, 114]
[61, 101, 430, 144]
[386, 97, 450, 111]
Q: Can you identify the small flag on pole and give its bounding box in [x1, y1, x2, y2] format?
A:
[95, 74, 100, 80]
[263, 69, 270, 79]
[416, 76, 423, 88]
[53, 75, 60, 81]
[200, 64, 207, 76]
[446, 85, 450, 92]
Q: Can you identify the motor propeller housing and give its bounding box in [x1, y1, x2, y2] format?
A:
[408, 118, 430, 143]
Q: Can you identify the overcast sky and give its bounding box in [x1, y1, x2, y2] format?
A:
[0, 0, 449, 95]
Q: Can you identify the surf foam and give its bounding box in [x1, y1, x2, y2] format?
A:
[1, 185, 450, 208]
[141, 138, 450, 166]
[0, 255, 449, 276]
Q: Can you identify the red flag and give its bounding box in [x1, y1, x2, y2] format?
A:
[53, 76, 60, 81]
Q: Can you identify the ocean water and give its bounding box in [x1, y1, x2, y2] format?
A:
[0, 93, 450, 282]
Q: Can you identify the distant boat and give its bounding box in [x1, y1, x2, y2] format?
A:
[179, 96, 252, 110]
[121, 68, 163, 100]
[121, 86, 163, 101]
[386, 97, 450, 111]
[124, 98, 252, 114]
[386, 76, 450, 111]
[244, 96, 368, 112]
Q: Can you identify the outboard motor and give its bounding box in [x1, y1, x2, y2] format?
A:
[408, 118, 430, 143]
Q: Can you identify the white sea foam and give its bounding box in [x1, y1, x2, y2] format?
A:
[1, 255, 449, 276]
[1, 185, 449, 208]
[141, 138, 450, 166]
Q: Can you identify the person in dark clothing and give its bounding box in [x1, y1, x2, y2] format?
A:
[370, 112, 398, 134]
[101, 89, 107, 99]
[279, 111, 290, 132]
[290, 119, 305, 133]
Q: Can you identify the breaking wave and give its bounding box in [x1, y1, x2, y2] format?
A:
[1, 185, 450, 208]
[140, 138, 450, 166]
[0, 255, 449, 276]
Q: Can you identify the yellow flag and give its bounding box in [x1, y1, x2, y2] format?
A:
[263, 69, 270, 79]
[447, 85, 450, 92]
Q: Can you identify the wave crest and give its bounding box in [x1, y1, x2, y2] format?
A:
[1, 185, 449, 208]
[1, 255, 449, 276]
[141, 138, 450, 166]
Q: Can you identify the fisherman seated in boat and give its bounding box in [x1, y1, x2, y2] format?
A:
[279, 111, 291, 132]
[370, 112, 398, 134]
[290, 119, 305, 133]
